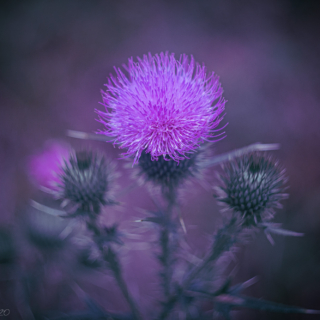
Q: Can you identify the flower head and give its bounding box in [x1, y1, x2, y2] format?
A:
[57, 151, 116, 214]
[97, 52, 226, 165]
[215, 153, 288, 226]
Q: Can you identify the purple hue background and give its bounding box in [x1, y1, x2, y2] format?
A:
[1, 0, 320, 319]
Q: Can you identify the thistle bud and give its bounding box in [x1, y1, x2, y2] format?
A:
[215, 153, 288, 226]
[58, 151, 116, 215]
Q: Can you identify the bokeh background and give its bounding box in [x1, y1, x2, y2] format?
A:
[1, 0, 320, 319]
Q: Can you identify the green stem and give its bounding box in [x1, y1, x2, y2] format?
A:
[159, 185, 177, 298]
[160, 225, 171, 297]
[158, 218, 240, 320]
[182, 218, 238, 290]
[104, 247, 143, 320]
[87, 217, 143, 320]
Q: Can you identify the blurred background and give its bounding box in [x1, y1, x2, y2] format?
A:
[1, 0, 320, 319]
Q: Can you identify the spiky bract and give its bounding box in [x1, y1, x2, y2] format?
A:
[135, 144, 212, 191]
[97, 52, 225, 165]
[215, 153, 288, 226]
[58, 151, 114, 214]
[138, 151, 198, 188]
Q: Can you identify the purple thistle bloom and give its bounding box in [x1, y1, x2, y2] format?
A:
[97, 52, 226, 165]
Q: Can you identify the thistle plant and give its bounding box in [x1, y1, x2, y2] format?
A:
[9, 52, 318, 320]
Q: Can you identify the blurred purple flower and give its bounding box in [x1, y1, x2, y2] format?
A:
[27, 140, 70, 191]
[97, 52, 226, 165]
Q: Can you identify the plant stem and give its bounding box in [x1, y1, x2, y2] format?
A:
[160, 224, 171, 297]
[159, 186, 177, 298]
[157, 218, 240, 320]
[104, 246, 143, 320]
[182, 218, 238, 290]
[87, 217, 143, 320]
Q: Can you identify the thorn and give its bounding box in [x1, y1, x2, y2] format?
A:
[205, 142, 281, 167]
[66, 130, 113, 141]
[66, 130, 90, 139]
[30, 200, 65, 216]
[265, 231, 275, 246]
[241, 276, 260, 290]
[179, 216, 187, 234]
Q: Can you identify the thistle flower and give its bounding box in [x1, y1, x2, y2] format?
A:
[57, 151, 116, 215]
[215, 153, 288, 226]
[97, 52, 226, 165]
